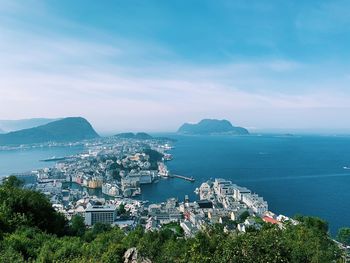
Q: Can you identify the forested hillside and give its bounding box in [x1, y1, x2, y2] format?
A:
[0, 177, 346, 263]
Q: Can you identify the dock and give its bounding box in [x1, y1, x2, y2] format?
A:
[170, 174, 195, 182]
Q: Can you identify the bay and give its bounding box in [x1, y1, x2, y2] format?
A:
[0, 145, 85, 177]
[1, 134, 350, 235]
[140, 134, 350, 235]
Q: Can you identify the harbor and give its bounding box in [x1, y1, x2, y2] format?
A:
[169, 174, 195, 182]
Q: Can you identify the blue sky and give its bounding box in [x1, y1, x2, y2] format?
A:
[0, 0, 349, 132]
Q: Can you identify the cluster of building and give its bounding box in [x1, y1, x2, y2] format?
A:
[211, 178, 268, 215]
[11, 136, 298, 239]
[141, 178, 295, 237]
[15, 168, 295, 237]
[27, 137, 172, 200]
[11, 136, 175, 221]
[53, 195, 143, 229]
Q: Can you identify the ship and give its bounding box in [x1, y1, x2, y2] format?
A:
[40, 156, 66, 162]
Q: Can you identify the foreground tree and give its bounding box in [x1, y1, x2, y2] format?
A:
[337, 227, 350, 246]
[0, 176, 67, 236]
[0, 180, 345, 262]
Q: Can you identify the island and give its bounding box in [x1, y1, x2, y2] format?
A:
[0, 117, 99, 146]
[178, 119, 249, 135]
[114, 132, 153, 140]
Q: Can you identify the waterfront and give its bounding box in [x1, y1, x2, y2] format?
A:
[1, 134, 350, 234]
[144, 134, 350, 235]
[0, 145, 85, 177]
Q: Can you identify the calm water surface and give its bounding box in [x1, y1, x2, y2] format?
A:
[0, 145, 85, 177]
[141, 134, 350, 235]
[1, 135, 350, 234]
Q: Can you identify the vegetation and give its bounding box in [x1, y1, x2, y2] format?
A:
[0, 176, 67, 237]
[144, 148, 163, 169]
[117, 204, 126, 216]
[337, 227, 350, 246]
[237, 210, 250, 223]
[161, 222, 184, 237]
[0, 176, 346, 262]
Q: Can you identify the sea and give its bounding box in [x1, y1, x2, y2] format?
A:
[1, 134, 350, 235]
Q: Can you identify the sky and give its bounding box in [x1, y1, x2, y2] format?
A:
[0, 0, 349, 133]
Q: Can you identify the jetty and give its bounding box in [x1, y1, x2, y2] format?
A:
[170, 174, 195, 182]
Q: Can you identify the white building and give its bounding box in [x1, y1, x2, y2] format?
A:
[84, 205, 117, 226]
[233, 186, 251, 201]
[180, 221, 198, 237]
[213, 178, 235, 197]
[241, 194, 268, 215]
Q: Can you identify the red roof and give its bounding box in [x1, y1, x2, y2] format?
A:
[263, 216, 279, 225]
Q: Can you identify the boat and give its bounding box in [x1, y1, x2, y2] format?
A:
[40, 156, 66, 162]
[343, 166, 350, 170]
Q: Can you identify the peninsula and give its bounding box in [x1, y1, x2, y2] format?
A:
[0, 117, 99, 146]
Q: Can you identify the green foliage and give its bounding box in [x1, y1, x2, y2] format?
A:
[118, 203, 126, 215]
[0, 221, 344, 263]
[0, 246, 24, 263]
[0, 179, 67, 235]
[283, 222, 342, 262]
[238, 210, 250, 223]
[101, 243, 125, 263]
[70, 215, 86, 237]
[2, 227, 49, 261]
[162, 222, 184, 237]
[2, 176, 23, 188]
[0, 185, 345, 262]
[144, 148, 163, 169]
[92, 222, 112, 236]
[337, 227, 350, 246]
[294, 215, 329, 233]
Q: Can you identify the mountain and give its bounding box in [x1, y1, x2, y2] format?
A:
[178, 119, 249, 135]
[0, 117, 99, 146]
[0, 128, 4, 134]
[0, 118, 59, 132]
[114, 132, 153, 140]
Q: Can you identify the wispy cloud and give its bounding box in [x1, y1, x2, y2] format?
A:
[0, 0, 349, 132]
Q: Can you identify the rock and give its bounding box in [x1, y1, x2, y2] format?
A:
[124, 248, 152, 263]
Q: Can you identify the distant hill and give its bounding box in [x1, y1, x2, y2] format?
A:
[0, 128, 4, 134]
[0, 117, 99, 146]
[114, 132, 153, 140]
[178, 119, 249, 135]
[0, 118, 59, 132]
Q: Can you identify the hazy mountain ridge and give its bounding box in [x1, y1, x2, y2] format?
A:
[0, 118, 59, 132]
[178, 119, 249, 135]
[0, 117, 99, 146]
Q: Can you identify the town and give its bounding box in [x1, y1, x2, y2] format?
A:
[11, 136, 298, 237]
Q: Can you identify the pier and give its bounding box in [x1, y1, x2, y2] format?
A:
[170, 174, 195, 182]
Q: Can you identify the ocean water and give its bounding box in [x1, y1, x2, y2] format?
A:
[1, 135, 350, 234]
[0, 145, 85, 177]
[141, 134, 350, 235]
